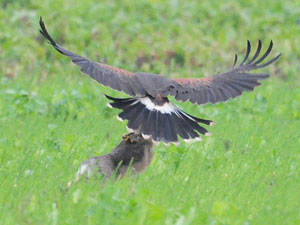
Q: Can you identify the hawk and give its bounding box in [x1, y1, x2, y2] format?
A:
[39, 17, 281, 144]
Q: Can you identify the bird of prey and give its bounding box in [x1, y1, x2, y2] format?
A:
[39, 17, 281, 144]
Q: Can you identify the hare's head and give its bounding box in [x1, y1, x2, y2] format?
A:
[122, 133, 152, 144]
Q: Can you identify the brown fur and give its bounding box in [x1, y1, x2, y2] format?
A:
[67, 133, 153, 188]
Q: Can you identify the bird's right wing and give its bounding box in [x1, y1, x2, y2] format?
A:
[39, 17, 145, 97]
[172, 41, 281, 104]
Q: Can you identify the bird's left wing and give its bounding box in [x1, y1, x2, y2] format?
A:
[39, 17, 145, 97]
[172, 40, 281, 104]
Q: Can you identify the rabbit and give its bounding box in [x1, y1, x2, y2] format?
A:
[67, 133, 153, 188]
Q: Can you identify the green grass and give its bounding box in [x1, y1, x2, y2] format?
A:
[1, 0, 300, 224]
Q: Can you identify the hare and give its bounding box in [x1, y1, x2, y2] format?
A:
[67, 133, 153, 188]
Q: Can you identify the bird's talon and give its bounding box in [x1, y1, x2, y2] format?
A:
[123, 135, 130, 141]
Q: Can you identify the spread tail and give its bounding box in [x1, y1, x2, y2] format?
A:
[105, 95, 214, 144]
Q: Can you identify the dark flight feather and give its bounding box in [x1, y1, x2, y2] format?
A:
[173, 41, 281, 105]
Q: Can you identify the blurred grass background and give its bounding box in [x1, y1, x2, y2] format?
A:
[0, 0, 300, 224]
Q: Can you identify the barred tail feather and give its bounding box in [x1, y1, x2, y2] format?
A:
[105, 95, 213, 144]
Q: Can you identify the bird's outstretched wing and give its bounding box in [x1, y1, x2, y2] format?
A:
[39, 17, 147, 97]
[40, 17, 281, 104]
[172, 40, 281, 104]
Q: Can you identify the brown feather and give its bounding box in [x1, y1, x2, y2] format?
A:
[171, 41, 280, 105]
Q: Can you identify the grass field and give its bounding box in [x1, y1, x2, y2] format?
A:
[1, 0, 300, 224]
